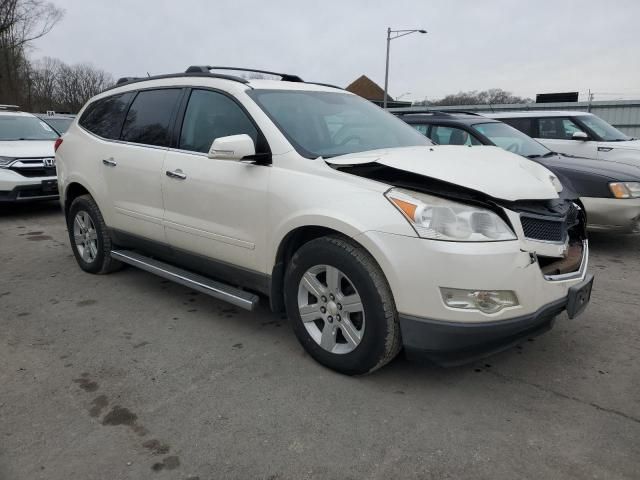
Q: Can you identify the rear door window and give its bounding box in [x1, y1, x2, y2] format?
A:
[121, 89, 182, 147]
[501, 117, 535, 137]
[428, 125, 481, 145]
[411, 124, 429, 136]
[79, 92, 134, 139]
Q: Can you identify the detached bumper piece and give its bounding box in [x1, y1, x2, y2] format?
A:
[0, 181, 59, 202]
[400, 274, 594, 366]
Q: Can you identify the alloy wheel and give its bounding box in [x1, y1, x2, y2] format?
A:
[297, 264, 365, 354]
[73, 210, 98, 263]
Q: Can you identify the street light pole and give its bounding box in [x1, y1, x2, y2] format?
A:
[383, 27, 427, 109]
[384, 28, 391, 109]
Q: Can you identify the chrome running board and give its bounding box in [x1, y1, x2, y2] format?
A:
[110, 249, 259, 311]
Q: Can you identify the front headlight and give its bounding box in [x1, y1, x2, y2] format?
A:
[0, 156, 15, 167]
[385, 188, 516, 242]
[610, 182, 640, 198]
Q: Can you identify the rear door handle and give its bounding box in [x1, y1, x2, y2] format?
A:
[102, 157, 117, 167]
[166, 169, 186, 180]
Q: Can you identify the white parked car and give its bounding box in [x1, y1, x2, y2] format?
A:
[55, 67, 593, 374]
[0, 106, 59, 202]
[488, 111, 640, 167]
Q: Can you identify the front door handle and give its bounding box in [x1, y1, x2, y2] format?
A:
[166, 169, 186, 180]
[102, 157, 117, 167]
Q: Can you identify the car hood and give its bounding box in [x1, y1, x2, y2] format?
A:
[539, 153, 640, 181]
[0, 140, 55, 158]
[598, 139, 640, 151]
[325, 145, 559, 201]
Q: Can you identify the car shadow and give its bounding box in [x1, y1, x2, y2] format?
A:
[0, 200, 62, 219]
[587, 231, 640, 254]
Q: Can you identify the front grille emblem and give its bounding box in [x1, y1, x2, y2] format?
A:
[43, 158, 55, 167]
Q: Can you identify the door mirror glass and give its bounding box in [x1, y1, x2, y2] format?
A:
[208, 134, 256, 161]
[572, 131, 589, 141]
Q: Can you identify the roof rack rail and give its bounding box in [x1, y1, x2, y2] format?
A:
[440, 110, 483, 116]
[305, 81, 344, 90]
[104, 71, 250, 92]
[186, 65, 304, 82]
[0, 104, 20, 111]
[391, 108, 450, 116]
[116, 77, 142, 85]
[105, 67, 340, 94]
[392, 108, 484, 117]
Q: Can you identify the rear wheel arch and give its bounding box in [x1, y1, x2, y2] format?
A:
[64, 182, 91, 217]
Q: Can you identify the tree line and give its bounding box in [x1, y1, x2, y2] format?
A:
[0, 0, 113, 113]
[414, 88, 532, 106]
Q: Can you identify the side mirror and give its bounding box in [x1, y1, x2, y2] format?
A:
[572, 131, 589, 141]
[208, 134, 256, 161]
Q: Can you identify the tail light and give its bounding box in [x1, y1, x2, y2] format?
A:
[54, 138, 63, 152]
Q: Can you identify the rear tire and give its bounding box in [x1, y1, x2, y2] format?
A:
[67, 194, 122, 274]
[284, 235, 401, 375]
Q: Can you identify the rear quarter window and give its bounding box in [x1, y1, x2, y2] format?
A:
[79, 92, 134, 139]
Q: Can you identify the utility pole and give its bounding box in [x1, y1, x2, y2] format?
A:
[384, 28, 391, 109]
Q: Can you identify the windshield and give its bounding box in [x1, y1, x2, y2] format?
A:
[0, 115, 59, 141]
[247, 90, 432, 158]
[577, 115, 630, 141]
[41, 117, 73, 134]
[472, 121, 550, 158]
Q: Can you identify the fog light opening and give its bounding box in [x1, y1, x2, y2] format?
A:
[440, 288, 519, 313]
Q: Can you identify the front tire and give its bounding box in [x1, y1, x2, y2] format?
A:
[284, 236, 401, 375]
[67, 194, 122, 274]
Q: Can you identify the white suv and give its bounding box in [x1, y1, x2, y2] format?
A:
[0, 106, 60, 202]
[488, 111, 640, 168]
[56, 66, 593, 374]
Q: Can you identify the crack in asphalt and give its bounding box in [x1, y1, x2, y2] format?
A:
[488, 370, 640, 425]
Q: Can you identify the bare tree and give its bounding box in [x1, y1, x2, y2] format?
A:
[0, 0, 63, 107]
[0, 0, 64, 46]
[54, 62, 114, 112]
[29, 56, 62, 110]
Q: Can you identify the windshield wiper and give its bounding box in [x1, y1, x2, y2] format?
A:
[526, 154, 542, 159]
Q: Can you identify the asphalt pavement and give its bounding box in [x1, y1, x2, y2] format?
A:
[1, 202, 639, 480]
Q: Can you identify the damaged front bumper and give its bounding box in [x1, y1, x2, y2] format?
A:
[353, 229, 592, 365]
[401, 272, 593, 366]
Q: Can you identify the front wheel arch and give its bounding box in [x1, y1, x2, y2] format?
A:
[269, 226, 392, 314]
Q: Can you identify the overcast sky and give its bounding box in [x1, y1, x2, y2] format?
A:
[32, 0, 640, 102]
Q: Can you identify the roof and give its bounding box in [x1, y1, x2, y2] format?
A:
[109, 66, 344, 94]
[95, 75, 347, 105]
[345, 75, 393, 102]
[486, 111, 594, 118]
[35, 113, 76, 119]
[0, 110, 34, 117]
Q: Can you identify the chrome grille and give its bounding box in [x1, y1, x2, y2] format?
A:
[9, 158, 56, 178]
